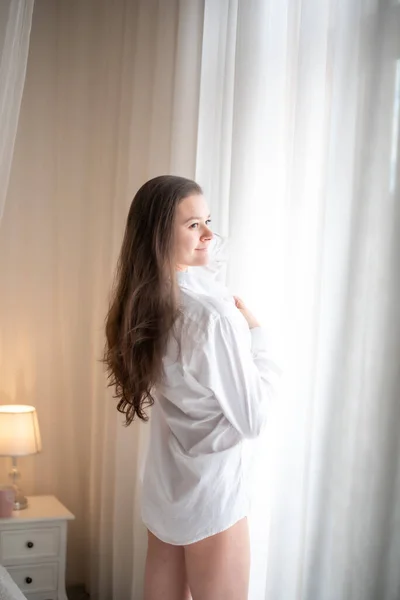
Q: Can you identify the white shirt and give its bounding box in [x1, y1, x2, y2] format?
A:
[141, 266, 280, 545]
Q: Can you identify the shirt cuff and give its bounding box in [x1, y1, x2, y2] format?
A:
[250, 326, 269, 355]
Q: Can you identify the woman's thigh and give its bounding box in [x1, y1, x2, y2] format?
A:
[144, 530, 191, 600]
[184, 517, 250, 600]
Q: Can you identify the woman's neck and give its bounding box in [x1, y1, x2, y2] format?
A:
[176, 264, 189, 272]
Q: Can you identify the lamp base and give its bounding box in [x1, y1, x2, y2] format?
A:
[12, 486, 28, 510]
[8, 458, 29, 510]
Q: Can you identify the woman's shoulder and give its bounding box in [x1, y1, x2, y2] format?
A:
[176, 266, 248, 341]
[179, 288, 244, 335]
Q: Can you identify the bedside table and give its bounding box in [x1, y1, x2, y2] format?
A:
[0, 495, 75, 600]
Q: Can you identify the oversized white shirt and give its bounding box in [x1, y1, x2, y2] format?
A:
[141, 265, 280, 545]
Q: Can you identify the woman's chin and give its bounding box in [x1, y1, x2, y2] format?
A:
[192, 251, 210, 265]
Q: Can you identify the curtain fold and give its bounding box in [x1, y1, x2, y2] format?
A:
[0, 0, 34, 224]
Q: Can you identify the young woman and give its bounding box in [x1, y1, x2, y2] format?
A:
[104, 175, 280, 600]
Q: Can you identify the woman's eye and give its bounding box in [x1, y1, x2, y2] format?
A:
[189, 219, 212, 229]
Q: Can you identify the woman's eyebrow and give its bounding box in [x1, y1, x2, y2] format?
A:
[184, 214, 211, 224]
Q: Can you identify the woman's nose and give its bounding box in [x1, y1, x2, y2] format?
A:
[201, 227, 213, 240]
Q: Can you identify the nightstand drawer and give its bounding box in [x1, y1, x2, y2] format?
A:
[6, 562, 58, 593]
[0, 526, 60, 561]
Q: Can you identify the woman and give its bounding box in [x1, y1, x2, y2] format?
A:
[104, 175, 280, 600]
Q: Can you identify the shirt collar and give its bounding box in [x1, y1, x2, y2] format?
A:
[176, 267, 233, 301]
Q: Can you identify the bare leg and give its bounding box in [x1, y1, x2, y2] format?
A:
[144, 530, 191, 600]
[184, 517, 250, 600]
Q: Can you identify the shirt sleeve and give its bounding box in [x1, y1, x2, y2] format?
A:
[194, 310, 281, 439]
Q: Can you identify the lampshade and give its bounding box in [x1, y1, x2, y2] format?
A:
[0, 405, 42, 457]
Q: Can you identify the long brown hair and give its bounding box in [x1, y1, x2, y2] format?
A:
[104, 175, 203, 425]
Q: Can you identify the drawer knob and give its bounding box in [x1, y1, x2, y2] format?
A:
[26, 541, 34, 548]
[25, 577, 33, 584]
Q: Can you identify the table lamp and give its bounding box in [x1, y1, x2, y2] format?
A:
[0, 405, 42, 510]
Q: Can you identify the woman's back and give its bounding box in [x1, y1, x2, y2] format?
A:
[141, 267, 279, 545]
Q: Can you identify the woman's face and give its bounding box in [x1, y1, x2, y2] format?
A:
[173, 194, 213, 271]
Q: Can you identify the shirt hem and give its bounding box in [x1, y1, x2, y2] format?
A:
[142, 512, 249, 546]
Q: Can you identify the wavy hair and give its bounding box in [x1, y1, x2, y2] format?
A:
[104, 175, 202, 425]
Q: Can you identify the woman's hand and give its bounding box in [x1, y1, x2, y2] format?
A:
[233, 296, 260, 329]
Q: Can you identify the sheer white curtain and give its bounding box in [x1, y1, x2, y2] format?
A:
[1, 0, 399, 599]
[200, 1, 400, 599]
[0, 0, 34, 223]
